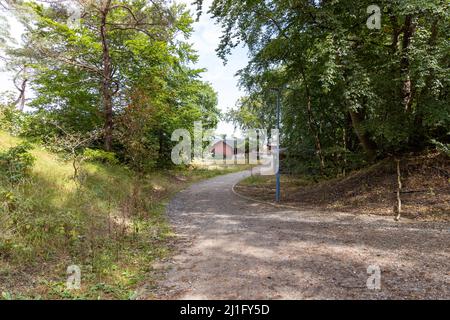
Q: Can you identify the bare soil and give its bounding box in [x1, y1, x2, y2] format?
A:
[236, 153, 450, 222]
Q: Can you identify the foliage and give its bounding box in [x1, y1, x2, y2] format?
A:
[0, 104, 54, 141]
[83, 148, 118, 165]
[217, 0, 449, 175]
[0, 142, 35, 182]
[431, 139, 450, 157]
[1, 0, 220, 171]
[0, 103, 24, 135]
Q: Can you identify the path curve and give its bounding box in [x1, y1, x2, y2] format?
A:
[157, 170, 449, 299]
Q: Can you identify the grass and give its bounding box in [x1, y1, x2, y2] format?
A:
[0, 131, 249, 299]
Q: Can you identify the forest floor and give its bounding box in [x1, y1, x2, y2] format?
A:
[151, 170, 449, 299]
[235, 153, 449, 222]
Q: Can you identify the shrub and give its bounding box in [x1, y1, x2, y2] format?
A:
[0, 104, 57, 142]
[0, 143, 36, 182]
[431, 139, 450, 157]
[83, 148, 119, 165]
[0, 105, 22, 135]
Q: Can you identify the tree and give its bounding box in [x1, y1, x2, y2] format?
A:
[210, 0, 449, 174]
[12, 0, 184, 150]
[0, 0, 31, 111]
[1, 0, 220, 169]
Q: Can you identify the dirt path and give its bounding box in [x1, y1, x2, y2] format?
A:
[156, 170, 449, 299]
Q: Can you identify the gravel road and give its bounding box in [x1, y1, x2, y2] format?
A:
[156, 170, 449, 299]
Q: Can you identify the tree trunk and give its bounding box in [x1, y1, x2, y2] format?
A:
[394, 159, 402, 221]
[14, 78, 27, 111]
[13, 67, 28, 111]
[414, 18, 439, 140]
[342, 128, 347, 177]
[400, 15, 416, 112]
[158, 129, 165, 160]
[422, 18, 439, 93]
[301, 68, 325, 173]
[389, 15, 400, 53]
[349, 110, 377, 161]
[100, 1, 113, 151]
[307, 95, 325, 172]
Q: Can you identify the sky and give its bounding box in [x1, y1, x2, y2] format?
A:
[180, 0, 248, 137]
[0, 13, 24, 96]
[0, 0, 249, 137]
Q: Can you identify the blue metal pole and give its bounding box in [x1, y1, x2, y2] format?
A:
[276, 89, 281, 202]
[276, 173, 281, 202]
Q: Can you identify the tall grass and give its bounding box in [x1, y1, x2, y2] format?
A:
[0, 131, 248, 299]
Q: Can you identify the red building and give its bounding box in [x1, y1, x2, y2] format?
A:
[210, 140, 235, 158]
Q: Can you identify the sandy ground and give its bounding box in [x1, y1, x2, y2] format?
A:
[153, 170, 449, 299]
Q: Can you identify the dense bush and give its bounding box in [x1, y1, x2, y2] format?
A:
[0, 143, 36, 182]
[0, 106, 23, 135]
[0, 105, 55, 142]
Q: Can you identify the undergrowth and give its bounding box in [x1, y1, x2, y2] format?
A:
[0, 131, 245, 299]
